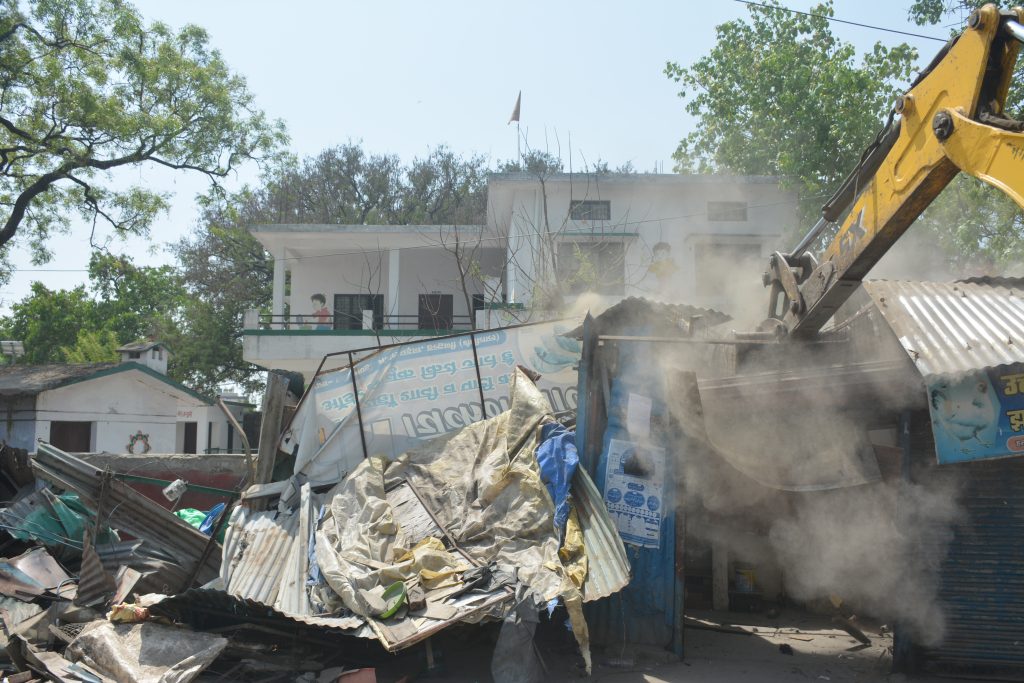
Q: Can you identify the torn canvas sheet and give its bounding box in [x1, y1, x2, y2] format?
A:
[315, 369, 593, 670]
[66, 621, 226, 683]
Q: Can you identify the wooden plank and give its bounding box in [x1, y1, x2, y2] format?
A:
[254, 373, 290, 487]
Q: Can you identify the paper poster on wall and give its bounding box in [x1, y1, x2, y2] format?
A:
[626, 393, 652, 438]
[603, 438, 664, 548]
[929, 363, 1024, 464]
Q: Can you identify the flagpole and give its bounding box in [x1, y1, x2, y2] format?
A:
[508, 90, 522, 165]
[517, 121, 521, 164]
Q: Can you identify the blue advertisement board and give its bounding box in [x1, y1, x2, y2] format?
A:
[928, 363, 1024, 464]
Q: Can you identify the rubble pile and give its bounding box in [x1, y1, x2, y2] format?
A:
[0, 369, 627, 682]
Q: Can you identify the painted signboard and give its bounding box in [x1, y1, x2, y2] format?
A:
[281, 320, 582, 486]
[929, 363, 1024, 464]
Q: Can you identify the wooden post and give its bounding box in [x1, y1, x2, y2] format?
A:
[254, 372, 290, 490]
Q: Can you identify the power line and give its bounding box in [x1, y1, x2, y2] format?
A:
[733, 0, 948, 43]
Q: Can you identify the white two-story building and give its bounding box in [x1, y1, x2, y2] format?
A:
[488, 171, 796, 316]
[242, 173, 797, 380]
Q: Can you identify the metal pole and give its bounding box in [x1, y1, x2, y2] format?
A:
[1006, 19, 1024, 43]
[348, 352, 369, 459]
[791, 216, 829, 257]
[469, 332, 487, 419]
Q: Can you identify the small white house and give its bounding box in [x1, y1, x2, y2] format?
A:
[0, 343, 243, 454]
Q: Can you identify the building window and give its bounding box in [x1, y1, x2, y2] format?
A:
[333, 294, 384, 330]
[472, 293, 486, 311]
[693, 242, 762, 297]
[418, 294, 454, 330]
[570, 200, 611, 221]
[557, 242, 625, 295]
[50, 421, 93, 452]
[707, 201, 748, 221]
[129, 351, 141, 359]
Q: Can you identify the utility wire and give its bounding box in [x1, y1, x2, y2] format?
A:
[733, 0, 948, 42]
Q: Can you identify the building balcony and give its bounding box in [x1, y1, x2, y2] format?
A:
[242, 308, 526, 380]
[248, 311, 476, 336]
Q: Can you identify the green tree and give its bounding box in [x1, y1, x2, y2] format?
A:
[0, 253, 186, 366]
[61, 329, 119, 363]
[664, 1, 917, 230]
[87, 252, 183, 344]
[172, 194, 272, 395]
[0, 0, 283, 276]
[0, 283, 97, 364]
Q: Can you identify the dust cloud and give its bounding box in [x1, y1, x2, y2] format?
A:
[549, 180, 972, 645]
[770, 480, 960, 645]
[631, 234, 965, 646]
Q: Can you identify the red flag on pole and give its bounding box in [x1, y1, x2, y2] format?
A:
[508, 91, 521, 124]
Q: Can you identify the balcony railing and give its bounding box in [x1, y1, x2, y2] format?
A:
[251, 312, 475, 333]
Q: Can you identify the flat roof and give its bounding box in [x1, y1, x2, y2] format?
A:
[248, 224, 487, 234]
[487, 172, 787, 185]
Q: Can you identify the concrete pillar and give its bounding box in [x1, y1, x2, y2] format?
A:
[387, 249, 400, 327]
[272, 254, 286, 326]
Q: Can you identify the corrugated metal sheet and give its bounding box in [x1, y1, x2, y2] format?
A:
[149, 588, 365, 634]
[221, 506, 299, 607]
[32, 443, 221, 585]
[920, 458, 1024, 680]
[565, 297, 732, 340]
[862, 280, 1024, 378]
[573, 467, 630, 602]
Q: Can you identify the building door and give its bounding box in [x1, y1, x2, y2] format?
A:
[183, 422, 197, 454]
[333, 294, 384, 330]
[50, 421, 92, 452]
[418, 294, 453, 330]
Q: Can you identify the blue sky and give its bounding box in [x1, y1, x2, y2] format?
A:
[2, 0, 956, 309]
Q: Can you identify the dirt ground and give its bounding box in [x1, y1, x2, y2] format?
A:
[357, 608, 968, 683]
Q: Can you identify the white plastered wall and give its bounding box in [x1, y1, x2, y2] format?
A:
[34, 370, 209, 453]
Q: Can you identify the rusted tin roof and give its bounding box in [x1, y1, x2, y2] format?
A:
[564, 297, 731, 340]
[862, 279, 1024, 378]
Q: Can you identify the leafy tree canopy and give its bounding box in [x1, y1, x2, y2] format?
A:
[664, 1, 917, 229]
[0, 0, 284, 278]
[0, 252, 183, 366]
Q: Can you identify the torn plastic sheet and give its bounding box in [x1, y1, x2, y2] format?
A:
[536, 422, 579, 539]
[315, 370, 595, 669]
[0, 488, 118, 551]
[66, 621, 227, 683]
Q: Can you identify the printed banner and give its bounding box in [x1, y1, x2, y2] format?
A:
[282, 321, 582, 485]
[929, 362, 1024, 464]
[603, 438, 664, 548]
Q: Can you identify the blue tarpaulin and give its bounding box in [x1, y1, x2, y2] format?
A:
[536, 422, 579, 537]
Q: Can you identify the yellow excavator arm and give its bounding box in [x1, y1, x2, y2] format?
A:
[765, 4, 1024, 338]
